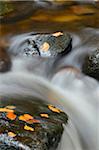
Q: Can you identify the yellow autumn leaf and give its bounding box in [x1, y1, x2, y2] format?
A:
[5, 105, 16, 110]
[8, 132, 16, 137]
[40, 113, 49, 118]
[48, 105, 62, 113]
[0, 108, 14, 113]
[24, 125, 34, 131]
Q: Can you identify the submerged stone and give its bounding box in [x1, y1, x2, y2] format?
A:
[0, 97, 68, 150]
[82, 49, 99, 81]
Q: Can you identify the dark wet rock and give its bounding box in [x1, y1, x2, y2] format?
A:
[0, 47, 11, 72]
[18, 32, 72, 58]
[82, 49, 99, 80]
[0, 97, 68, 150]
[34, 32, 71, 57]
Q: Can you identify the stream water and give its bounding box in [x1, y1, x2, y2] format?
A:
[0, 1, 99, 150]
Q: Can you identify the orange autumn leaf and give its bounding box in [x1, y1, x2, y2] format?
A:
[52, 32, 63, 37]
[19, 115, 26, 122]
[23, 114, 33, 120]
[0, 108, 14, 113]
[8, 132, 16, 137]
[40, 113, 49, 118]
[19, 113, 40, 124]
[48, 105, 61, 113]
[24, 125, 34, 131]
[40, 42, 50, 52]
[19, 114, 33, 122]
[6, 112, 17, 120]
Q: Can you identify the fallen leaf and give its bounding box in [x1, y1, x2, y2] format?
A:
[48, 105, 61, 113]
[5, 105, 16, 110]
[19, 114, 33, 122]
[19, 115, 26, 122]
[6, 112, 16, 120]
[23, 114, 33, 120]
[40, 113, 49, 118]
[19, 114, 40, 124]
[8, 132, 16, 137]
[0, 108, 14, 113]
[40, 42, 50, 52]
[24, 125, 34, 131]
[52, 32, 63, 37]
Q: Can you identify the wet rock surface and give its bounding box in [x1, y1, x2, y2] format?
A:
[0, 47, 11, 73]
[82, 49, 99, 81]
[15, 32, 72, 58]
[0, 97, 68, 150]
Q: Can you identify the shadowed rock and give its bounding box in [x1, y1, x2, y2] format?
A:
[82, 49, 99, 81]
[0, 47, 11, 72]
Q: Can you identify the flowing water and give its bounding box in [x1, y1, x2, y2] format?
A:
[0, 1, 99, 150]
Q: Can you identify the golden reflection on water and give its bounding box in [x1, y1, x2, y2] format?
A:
[0, 1, 99, 36]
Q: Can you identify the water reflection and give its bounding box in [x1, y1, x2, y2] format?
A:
[0, 0, 99, 36]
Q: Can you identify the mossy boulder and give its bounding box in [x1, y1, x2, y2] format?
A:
[0, 97, 68, 150]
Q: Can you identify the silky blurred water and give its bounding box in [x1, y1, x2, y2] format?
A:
[0, 1, 99, 150]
